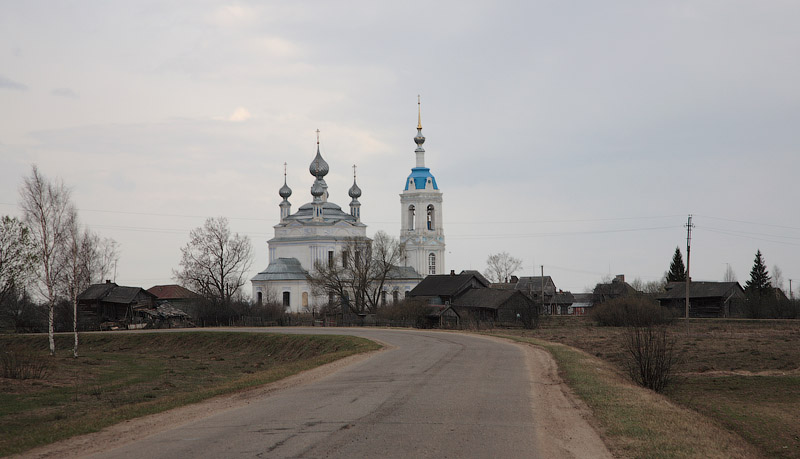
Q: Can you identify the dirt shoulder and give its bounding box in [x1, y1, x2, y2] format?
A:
[477, 334, 612, 459]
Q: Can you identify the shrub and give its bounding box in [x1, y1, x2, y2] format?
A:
[1, 346, 48, 379]
[590, 296, 675, 327]
[624, 324, 678, 392]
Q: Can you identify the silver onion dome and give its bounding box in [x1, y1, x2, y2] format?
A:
[348, 179, 362, 199]
[311, 177, 325, 197]
[279, 179, 292, 199]
[414, 129, 425, 147]
[309, 146, 329, 178]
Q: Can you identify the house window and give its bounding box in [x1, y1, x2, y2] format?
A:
[427, 204, 435, 230]
[257, 291, 263, 305]
[328, 250, 334, 267]
[282, 291, 290, 308]
[408, 205, 415, 230]
[428, 253, 436, 274]
[342, 250, 349, 268]
[392, 290, 399, 304]
[381, 290, 387, 306]
[302, 292, 309, 308]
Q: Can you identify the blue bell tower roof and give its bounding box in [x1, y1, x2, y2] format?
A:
[405, 167, 439, 190]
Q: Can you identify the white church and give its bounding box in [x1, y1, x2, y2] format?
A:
[251, 103, 446, 313]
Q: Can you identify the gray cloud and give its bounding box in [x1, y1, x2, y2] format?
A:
[0, 75, 27, 90]
[50, 87, 79, 98]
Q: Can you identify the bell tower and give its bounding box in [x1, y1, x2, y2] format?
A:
[400, 97, 445, 276]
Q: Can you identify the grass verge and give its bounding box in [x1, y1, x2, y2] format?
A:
[493, 333, 763, 458]
[0, 332, 379, 456]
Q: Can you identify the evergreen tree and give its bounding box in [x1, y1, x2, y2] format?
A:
[666, 246, 687, 282]
[745, 249, 771, 295]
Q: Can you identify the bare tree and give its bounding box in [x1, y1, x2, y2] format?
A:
[95, 237, 120, 283]
[0, 216, 38, 305]
[310, 231, 405, 315]
[484, 251, 523, 283]
[58, 221, 94, 357]
[19, 166, 76, 355]
[629, 277, 666, 294]
[174, 217, 253, 308]
[772, 265, 784, 291]
[723, 264, 737, 282]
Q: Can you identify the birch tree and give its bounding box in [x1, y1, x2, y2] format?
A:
[19, 165, 75, 355]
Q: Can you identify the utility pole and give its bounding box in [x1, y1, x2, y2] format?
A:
[685, 215, 694, 321]
[790, 279, 793, 300]
[541, 265, 545, 316]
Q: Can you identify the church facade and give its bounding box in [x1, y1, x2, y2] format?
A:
[251, 104, 445, 313]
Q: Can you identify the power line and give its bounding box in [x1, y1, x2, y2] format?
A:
[448, 225, 681, 240]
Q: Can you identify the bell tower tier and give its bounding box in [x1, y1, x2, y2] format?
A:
[399, 97, 445, 276]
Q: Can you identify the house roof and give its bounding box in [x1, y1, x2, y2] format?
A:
[657, 282, 744, 300]
[147, 284, 202, 300]
[515, 276, 556, 293]
[408, 271, 490, 297]
[251, 257, 310, 281]
[78, 282, 156, 304]
[593, 278, 638, 297]
[453, 288, 530, 310]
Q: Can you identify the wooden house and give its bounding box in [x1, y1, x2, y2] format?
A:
[656, 281, 744, 318]
[77, 281, 158, 330]
[408, 270, 490, 305]
[452, 288, 535, 326]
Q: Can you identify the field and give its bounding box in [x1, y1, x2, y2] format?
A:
[0, 332, 379, 456]
[499, 317, 800, 458]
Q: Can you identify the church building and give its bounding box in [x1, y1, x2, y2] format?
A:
[251, 102, 444, 313]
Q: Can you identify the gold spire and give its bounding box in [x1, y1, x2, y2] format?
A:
[353, 164, 357, 180]
[316, 128, 320, 144]
[417, 95, 422, 130]
[283, 162, 287, 179]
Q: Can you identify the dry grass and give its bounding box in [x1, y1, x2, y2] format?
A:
[495, 317, 800, 458]
[0, 332, 379, 456]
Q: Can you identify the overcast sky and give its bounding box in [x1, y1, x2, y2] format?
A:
[2, 1, 800, 295]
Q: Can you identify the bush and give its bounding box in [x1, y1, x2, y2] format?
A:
[1, 346, 48, 379]
[376, 299, 431, 328]
[590, 296, 675, 327]
[624, 324, 678, 392]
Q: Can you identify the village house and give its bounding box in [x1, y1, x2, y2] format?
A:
[657, 281, 745, 318]
[77, 281, 158, 330]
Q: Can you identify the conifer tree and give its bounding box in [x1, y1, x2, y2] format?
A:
[666, 246, 687, 282]
[745, 249, 771, 295]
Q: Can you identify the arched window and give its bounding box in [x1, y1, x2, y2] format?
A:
[302, 292, 309, 308]
[408, 205, 415, 230]
[257, 291, 263, 305]
[428, 253, 436, 274]
[392, 290, 399, 304]
[427, 204, 435, 230]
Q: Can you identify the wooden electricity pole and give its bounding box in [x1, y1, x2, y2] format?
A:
[685, 214, 694, 321]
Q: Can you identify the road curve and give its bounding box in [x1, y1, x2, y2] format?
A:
[83, 328, 607, 458]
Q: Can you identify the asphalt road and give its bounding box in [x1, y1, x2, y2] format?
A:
[91, 328, 545, 458]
